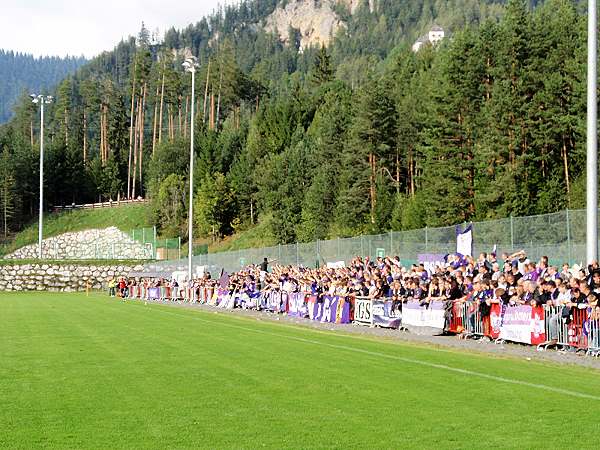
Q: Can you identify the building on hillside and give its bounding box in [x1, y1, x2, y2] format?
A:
[412, 25, 445, 52]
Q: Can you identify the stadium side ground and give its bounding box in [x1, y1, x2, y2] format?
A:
[2, 292, 600, 449]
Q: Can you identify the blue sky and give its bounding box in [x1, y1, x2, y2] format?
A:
[2, 0, 235, 58]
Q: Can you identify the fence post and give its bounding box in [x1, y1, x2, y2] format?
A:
[510, 215, 514, 252]
[566, 208, 572, 265]
[178, 237, 181, 260]
[153, 226, 157, 259]
[142, 228, 145, 244]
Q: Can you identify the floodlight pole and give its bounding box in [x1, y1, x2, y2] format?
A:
[32, 94, 53, 259]
[183, 57, 199, 282]
[588, 0, 598, 264]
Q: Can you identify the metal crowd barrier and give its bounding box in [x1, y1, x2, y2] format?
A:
[447, 300, 497, 340]
[447, 301, 464, 333]
[569, 308, 589, 351]
[464, 302, 485, 339]
[587, 314, 600, 356]
[539, 304, 600, 356]
[539, 305, 569, 350]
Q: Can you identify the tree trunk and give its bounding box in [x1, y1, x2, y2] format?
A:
[395, 151, 400, 195]
[139, 82, 147, 196]
[168, 105, 174, 140]
[216, 68, 223, 129]
[562, 138, 571, 205]
[184, 95, 189, 138]
[127, 63, 137, 199]
[100, 103, 105, 164]
[178, 96, 182, 136]
[152, 84, 159, 155]
[210, 92, 215, 130]
[83, 109, 87, 164]
[203, 60, 211, 124]
[132, 97, 141, 199]
[105, 104, 110, 159]
[64, 106, 69, 148]
[158, 62, 165, 144]
[369, 152, 376, 224]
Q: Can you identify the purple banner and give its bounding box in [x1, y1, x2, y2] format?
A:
[259, 291, 287, 312]
[287, 293, 307, 318]
[372, 300, 402, 329]
[306, 296, 350, 324]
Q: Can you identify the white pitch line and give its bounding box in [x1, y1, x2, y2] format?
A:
[140, 304, 600, 401]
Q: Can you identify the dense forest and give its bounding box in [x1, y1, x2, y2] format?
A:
[0, 50, 86, 123]
[0, 0, 591, 248]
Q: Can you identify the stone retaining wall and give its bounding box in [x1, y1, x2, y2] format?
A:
[4, 227, 150, 260]
[0, 263, 143, 292]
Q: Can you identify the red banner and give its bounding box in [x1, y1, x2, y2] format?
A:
[489, 303, 502, 339]
[530, 306, 546, 345]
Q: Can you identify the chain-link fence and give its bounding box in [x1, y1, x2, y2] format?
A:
[130, 227, 181, 260]
[148, 209, 598, 275]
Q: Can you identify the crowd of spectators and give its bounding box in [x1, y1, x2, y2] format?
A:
[201, 252, 600, 339]
[114, 251, 600, 345]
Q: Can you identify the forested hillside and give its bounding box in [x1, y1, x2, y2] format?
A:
[0, 50, 86, 123]
[0, 0, 588, 248]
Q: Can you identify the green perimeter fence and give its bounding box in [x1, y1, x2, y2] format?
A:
[130, 227, 181, 260]
[150, 209, 597, 275]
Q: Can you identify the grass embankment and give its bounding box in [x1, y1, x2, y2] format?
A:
[208, 213, 277, 253]
[2, 292, 600, 449]
[0, 204, 152, 257]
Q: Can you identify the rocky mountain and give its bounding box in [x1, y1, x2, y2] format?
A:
[264, 0, 375, 50]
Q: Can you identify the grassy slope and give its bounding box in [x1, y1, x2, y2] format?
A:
[208, 214, 277, 253]
[2, 292, 600, 449]
[0, 204, 152, 256]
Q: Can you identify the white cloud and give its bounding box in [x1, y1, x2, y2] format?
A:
[1, 0, 236, 58]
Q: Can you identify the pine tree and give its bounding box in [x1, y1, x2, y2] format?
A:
[0, 148, 16, 237]
[312, 45, 334, 85]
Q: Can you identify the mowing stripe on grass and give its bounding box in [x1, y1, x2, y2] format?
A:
[143, 304, 600, 402]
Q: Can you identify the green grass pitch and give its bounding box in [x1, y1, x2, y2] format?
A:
[1, 292, 600, 449]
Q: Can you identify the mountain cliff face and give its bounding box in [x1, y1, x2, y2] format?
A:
[264, 0, 375, 50]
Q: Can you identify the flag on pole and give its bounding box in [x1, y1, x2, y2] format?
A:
[219, 270, 229, 288]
